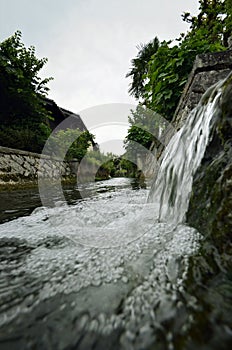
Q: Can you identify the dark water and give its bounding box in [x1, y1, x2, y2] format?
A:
[0, 188, 42, 223]
[0, 178, 143, 224]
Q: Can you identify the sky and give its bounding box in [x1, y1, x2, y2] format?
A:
[0, 0, 199, 154]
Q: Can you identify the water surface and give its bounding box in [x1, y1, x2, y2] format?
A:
[0, 177, 200, 349]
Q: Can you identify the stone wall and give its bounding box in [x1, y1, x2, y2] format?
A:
[173, 50, 232, 129]
[143, 50, 232, 179]
[186, 72, 232, 252]
[0, 146, 78, 187]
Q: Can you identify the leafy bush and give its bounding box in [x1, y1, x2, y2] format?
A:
[0, 123, 51, 152]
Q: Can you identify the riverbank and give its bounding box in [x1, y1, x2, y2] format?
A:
[0, 146, 77, 189]
[0, 146, 119, 191]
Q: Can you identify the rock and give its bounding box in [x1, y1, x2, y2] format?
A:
[173, 50, 232, 130]
[186, 72, 232, 252]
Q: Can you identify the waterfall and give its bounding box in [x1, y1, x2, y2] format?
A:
[148, 75, 227, 226]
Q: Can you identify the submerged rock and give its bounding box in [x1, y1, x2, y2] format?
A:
[186, 72, 232, 252]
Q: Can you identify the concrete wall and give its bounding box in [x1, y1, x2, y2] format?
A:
[0, 146, 78, 187]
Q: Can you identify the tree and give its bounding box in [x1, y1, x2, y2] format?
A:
[126, 37, 159, 99]
[126, 0, 229, 120]
[47, 129, 94, 161]
[144, 33, 225, 119]
[124, 104, 161, 162]
[124, 0, 230, 160]
[182, 0, 232, 46]
[0, 31, 52, 152]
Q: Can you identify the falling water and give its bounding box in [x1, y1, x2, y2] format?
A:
[148, 77, 225, 225]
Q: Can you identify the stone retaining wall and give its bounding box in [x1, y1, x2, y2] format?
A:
[173, 49, 232, 129]
[0, 146, 78, 187]
[143, 50, 232, 179]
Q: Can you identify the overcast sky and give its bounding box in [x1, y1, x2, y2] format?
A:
[0, 0, 199, 154]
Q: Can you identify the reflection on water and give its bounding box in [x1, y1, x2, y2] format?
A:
[0, 188, 42, 223]
[0, 177, 143, 224]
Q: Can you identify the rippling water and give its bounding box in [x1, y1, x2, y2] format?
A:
[0, 178, 202, 349]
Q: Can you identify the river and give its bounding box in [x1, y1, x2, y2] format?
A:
[1, 75, 232, 349]
[0, 178, 202, 349]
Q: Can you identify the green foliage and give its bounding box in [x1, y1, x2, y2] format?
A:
[0, 124, 50, 153]
[145, 34, 225, 119]
[0, 31, 53, 152]
[126, 37, 159, 99]
[85, 150, 114, 165]
[126, 125, 153, 149]
[124, 104, 161, 161]
[98, 156, 137, 178]
[126, 0, 229, 123]
[83, 150, 117, 179]
[47, 128, 94, 161]
[118, 158, 137, 177]
[124, 0, 231, 167]
[84, 151, 137, 179]
[99, 159, 116, 177]
[182, 0, 232, 46]
[144, 0, 231, 119]
[87, 151, 114, 175]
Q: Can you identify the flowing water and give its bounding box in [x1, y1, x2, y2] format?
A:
[0, 78, 231, 349]
[0, 178, 201, 349]
[148, 80, 223, 225]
